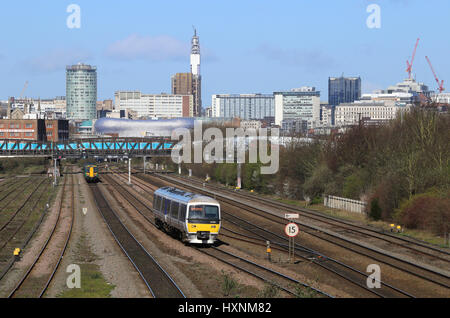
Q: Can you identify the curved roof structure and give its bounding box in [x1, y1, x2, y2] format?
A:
[94, 117, 195, 137]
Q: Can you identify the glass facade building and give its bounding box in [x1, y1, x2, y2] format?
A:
[274, 88, 321, 128]
[328, 76, 361, 107]
[211, 94, 274, 120]
[66, 63, 97, 120]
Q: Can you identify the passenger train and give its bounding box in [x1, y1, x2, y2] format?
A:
[84, 164, 99, 183]
[153, 187, 221, 244]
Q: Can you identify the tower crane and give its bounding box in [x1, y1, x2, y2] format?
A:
[406, 38, 419, 79]
[19, 81, 29, 99]
[425, 56, 445, 93]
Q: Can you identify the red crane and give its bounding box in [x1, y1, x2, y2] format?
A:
[406, 38, 419, 79]
[425, 56, 445, 93]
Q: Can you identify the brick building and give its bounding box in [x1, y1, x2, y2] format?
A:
[0, 119, 69, 142]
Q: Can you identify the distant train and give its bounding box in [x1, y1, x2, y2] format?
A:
[84, 164, 99, 183]
[153, 187, 221, 244]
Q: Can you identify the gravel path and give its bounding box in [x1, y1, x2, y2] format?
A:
[45, 170, 150, 298]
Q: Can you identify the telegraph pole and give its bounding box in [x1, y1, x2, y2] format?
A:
[143, 156, 146, 174]
[128, 158, 131, 184]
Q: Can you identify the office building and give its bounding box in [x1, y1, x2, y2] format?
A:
[170, 28, 201, 116]
[66, 63, 97, 120]
[0, 119, 69, 141]
[115, 91, 193, 118]
[328, 76, 361, 107]
[274, 87, 321, 129]
[334, 101, 408, 127]
[171, 72, 201, 116]
[211, 94, 274, 120]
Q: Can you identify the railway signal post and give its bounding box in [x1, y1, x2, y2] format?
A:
[128, 158, 132, 185]
[266, 241, 271, 262]
[285, 222, 299, 263]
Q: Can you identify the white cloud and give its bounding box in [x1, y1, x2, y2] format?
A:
[105, 34, 189, 61]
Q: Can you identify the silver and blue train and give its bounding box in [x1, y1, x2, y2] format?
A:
[153, 187, 221, 244]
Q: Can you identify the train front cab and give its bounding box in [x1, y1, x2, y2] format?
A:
[185, 203, 221, 244]
[85, 165, 98, 183]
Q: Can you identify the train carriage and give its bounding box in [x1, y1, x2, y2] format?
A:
[84, 164, 99, 183]
[153, 187, 221, 244]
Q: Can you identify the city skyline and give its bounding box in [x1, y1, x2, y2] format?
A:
[0, 1, 449, 105]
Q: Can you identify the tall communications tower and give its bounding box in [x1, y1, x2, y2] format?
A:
[190, 27, 202, 116]
[190, 27, 200, 76]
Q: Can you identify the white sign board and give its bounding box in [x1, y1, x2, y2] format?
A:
[285, 223, 299, 237]
[82, 208, 87, 215]
[285, 213, 299, 219]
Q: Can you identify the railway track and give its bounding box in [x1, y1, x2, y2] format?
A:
[109, 171, 409, 297]
[0, 178, 45, 225]
[8, 169, 75, 298]
[0, 177, 32, 202]
[88, 180, 185, 298]
[0, 178, 49, 251]
[196, 246, 331, 298]
[135, 172, 450, 297]
[174, 174, 450, 263]
[102, 172, 332, 298]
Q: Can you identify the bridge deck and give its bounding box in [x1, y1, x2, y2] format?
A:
[0, 138, 176, 158]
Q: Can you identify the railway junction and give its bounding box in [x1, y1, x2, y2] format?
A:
[0, 160, 448, 299]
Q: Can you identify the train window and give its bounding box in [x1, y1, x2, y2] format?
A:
[154, 196, 161, 211]
[188, 205, 219, 220]
[164, 199, 171, 214]
[171, 201, 179, 218]
[179, 204, 186, 220]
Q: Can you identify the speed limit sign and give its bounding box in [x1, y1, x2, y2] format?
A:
[285, 223, 299, 237]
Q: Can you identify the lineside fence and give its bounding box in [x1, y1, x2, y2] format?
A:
[324, 195, 367, 214]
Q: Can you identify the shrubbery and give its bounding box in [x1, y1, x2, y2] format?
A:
[0, 157, 48, 174]
[182, 108, 449, 234]
[395, 190, 450, 235]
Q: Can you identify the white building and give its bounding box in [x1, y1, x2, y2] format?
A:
[385, 78, 430, 95]
[274, 87, 320, 128]
[320, 104, 333, 127]
[431, 92, 450, 104]
[115, 91, 193, 118]
[334, 101, 408, 126]
[211, 94, 274, 119]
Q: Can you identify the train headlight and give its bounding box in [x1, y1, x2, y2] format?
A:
[211, 225, 216, 228]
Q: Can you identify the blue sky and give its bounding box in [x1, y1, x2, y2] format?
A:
[0, 0, 449, 105]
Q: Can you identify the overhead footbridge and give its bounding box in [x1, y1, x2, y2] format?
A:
[0, 137, 176, 158]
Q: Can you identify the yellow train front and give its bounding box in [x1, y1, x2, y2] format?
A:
[153, 187, 220, 244]
[84, 164, 99, 183]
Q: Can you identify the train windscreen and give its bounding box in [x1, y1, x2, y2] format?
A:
[188, 205, 219, 220]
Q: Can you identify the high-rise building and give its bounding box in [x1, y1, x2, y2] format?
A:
[211, 94, 274, 120]
[172, 73, 193, 95]
[328, 76, 361, 107]
[66, 63, 97, 120]
[171, 29, 202, 116]
[274, 87, 321, 129]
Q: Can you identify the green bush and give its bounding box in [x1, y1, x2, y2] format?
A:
[395, 190, 450, 235]
[368, 198, 382, 220]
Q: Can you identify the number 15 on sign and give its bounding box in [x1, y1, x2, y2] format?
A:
[285, 223, 299, 237]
